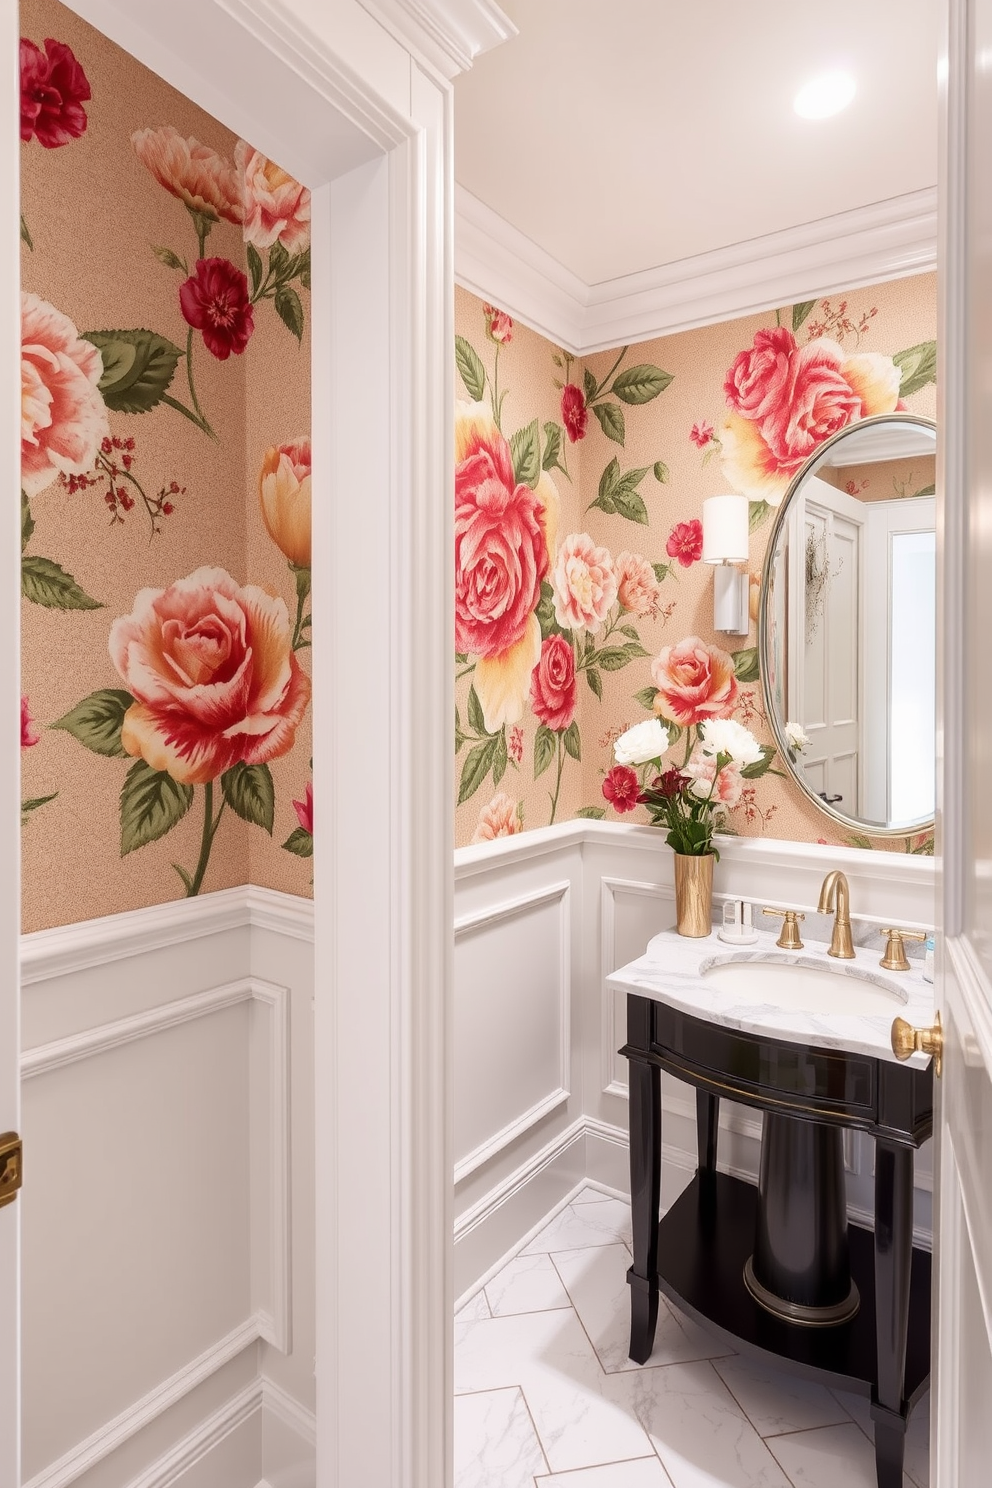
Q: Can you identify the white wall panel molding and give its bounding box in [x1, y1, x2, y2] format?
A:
[599, 875, 672, 1099]
[454, 882, 571, 1182]
[116, 1379, 262, 1488]
[456, 184, 938, 354]
[261, 1376, 317, 1449]
[20, 888, 314, 987]
[23, 1319, 259, 1488]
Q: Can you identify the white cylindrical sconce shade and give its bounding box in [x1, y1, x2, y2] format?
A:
[701, 494, 749, 564]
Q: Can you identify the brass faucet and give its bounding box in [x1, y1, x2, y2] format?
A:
[817, 870, 855, 958]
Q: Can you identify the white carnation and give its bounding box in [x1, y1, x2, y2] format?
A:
[785, 720, 810, 753]
[614, 718, 670, 767]
[698, 718, 762, 767]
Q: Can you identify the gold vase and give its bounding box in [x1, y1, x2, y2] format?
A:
[674, 852, 714, 937]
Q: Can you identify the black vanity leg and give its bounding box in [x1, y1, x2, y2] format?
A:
[872, 1140, 914, 1488]
[696, 1089, 719, 1175]
[627, 1055, 661, 1364]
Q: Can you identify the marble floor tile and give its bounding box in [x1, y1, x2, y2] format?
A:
[624, 1358, 793, 1487]
[713, 1355, 853, 1437]
[572, 1186, 617, 1205]
[455, 1307, 656, 1471]
[521, 1198, 633, 1255]
[552, 1244, 733, 1373]
[454, 1386, 547, 1488]
[486, 1252, 572, 1317]
[535, 1457, 675, 1487]
[767, 1421, 916, 1488]
[455, 1288, 491, 1323]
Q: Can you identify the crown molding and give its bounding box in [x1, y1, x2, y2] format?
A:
[455, 184, 938, 353]
[362, 0, 516, 78]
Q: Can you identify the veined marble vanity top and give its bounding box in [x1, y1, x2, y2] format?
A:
[606, 923, 935, 1068]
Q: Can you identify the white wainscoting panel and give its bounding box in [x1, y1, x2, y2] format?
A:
[454, 882, 571, 1181]
[599, 875, 674, 1099]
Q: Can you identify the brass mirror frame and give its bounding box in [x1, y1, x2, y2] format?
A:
[757, 411, 937, 839]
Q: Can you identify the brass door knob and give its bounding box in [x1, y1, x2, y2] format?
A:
[891, 1009, 943, 1077]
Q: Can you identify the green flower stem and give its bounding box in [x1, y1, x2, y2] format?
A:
[589, 346, 627, 402]
[456, 664, 476, 681]
[160, 392, 216, 440]
[548, 734, 566, 825]
[186, 780, 226, 897]
[291, 590, 310, 652]
[178, 326, 217, 439]
[683, 728, 694, 767]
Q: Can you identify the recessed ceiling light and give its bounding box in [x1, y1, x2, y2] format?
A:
[794, 71, 856, 120]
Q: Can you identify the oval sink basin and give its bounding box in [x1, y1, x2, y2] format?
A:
[700, 957, 907, 1015]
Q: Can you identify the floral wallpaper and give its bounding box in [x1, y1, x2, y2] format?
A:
[19, 0, 312, 932]
[454, 276, 937, 853]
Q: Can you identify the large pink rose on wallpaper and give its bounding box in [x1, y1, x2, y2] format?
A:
[131, 125, 243, 225]
[651, 635, 739, 727]
[20, 290, 109, 497]
[720, 328, 902, 504]
[236, 141, 311, 252]
[110, 567, 311, 785]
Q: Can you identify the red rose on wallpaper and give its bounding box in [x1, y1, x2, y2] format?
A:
[236, 140, 310, 252]
[689, 421, 713, 448]
[602, 764, 639, 814]
[20, 697, 39, 749]
[20, 37, 90, 148]
[20, 290, 109, 497]
[293, 780, 313, 835]
[650, 635, 739, 727]
[483, 304, 513, 344]
[180, 258, 255, 360]
[665, 519, 703, 568]
[724, 326, 795, 422]
[530, 635, 577, 732]
[561, 383, 588, 442]
[109, 566, 311, 785]
[131, 126, 243, 225]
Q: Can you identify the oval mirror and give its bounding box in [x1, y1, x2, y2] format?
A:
[758, 412, 936, 837]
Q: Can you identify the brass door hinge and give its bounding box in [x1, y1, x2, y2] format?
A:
[0, 1133, 22, 1209]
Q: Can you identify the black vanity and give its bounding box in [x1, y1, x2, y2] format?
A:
[622, 992, 933, 1488]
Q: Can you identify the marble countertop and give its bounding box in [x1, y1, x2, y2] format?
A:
[606, 924, 936, 1068]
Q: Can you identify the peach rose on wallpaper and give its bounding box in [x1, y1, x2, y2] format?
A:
[20, 290, 109, 497]
[552, 533, 617, 633]
[236, 141, 311, 252]
[720, 330, 902, 504]
[455, 402, 551, 730]
[615, 551, 661, 618]
[530, 634, 577, 732]
[110, 566, 311, 785]
[259, 437, 311, 567]
[471, 792, 523, 843]
[650, 635, 739, 727]
[131, 126, 243, 225]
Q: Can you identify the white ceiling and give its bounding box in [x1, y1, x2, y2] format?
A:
[454, 0, 939, 287]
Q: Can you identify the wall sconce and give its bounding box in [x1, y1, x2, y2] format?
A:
[702, 494, 750, 636]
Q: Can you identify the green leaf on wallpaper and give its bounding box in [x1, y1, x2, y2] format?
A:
[21, 491, 34, 554]
[269, 240, 290, 278]
[731, 647, 760, 682]
[576, 805, 607, 820]
[52, 689, 134, 757]
[894, 340, 937, 397]
[586, 667, 603, 700]
[583, 366, 597, 402]
[652, 561, 674, 584]
[563, 721, 582, 762]
[458, 737, 497, 804]
[634, 686, 659, 711]
[613, 364, 673, 404]
[597, 647, 633, 672]
[592, 401, 626, 446]
[619, 624, 640, 640]
[119, 761, 194, 856]
[749, 500, 772, 533]
[20, 214, 33, 251]
[911, 483, 937, 499]
[283, 826, 314, 858]
[274, 286, 304, 343]
[293, 564, 312, 607]
[848, 833, 874, 851]
[792, 300, 817, 333]
[22, 555, 102, 610]
[298, 248, 311, 291]
[82, 329, 183, 415]
[152, 245, 187, 273]
[455, 335, 486, 401]
[610, 484, 649, 526]
[542, 421, 565, 473]
[21, 793, 57, 820]
[533, 724, 557, 780]
[246, 242, 264, 296]
[492, 727, 508, 786]
[740, 744, 777, 780]
[467, 684, 489, 737]
[510, 419, 541, 487]
[590, 457, 620, 515]
[172, 863, 194, 893]
[222, 762, 276, 833]
[653, 461, 669, 483]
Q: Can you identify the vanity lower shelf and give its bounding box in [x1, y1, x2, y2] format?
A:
[649, 1169, 931, 1404]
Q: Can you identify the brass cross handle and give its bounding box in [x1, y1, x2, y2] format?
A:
[880, 927, 927, 971]
[891, 1009, 942, 1077]
[763, 907, 805, 950]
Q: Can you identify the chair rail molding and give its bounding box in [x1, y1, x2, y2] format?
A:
[455, 183, 939, 354]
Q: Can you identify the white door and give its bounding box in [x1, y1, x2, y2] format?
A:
[933, 0, 992, 1479]
[1, 5, 21, 1481]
